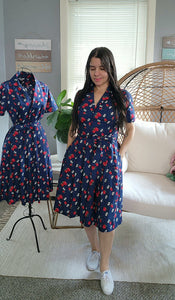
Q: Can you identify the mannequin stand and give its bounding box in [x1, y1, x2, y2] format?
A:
[6, 202, 47, 253]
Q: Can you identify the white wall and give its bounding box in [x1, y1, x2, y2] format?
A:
[154, 0, 175, 61]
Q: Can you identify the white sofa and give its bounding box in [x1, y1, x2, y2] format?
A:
[123, 121, 175, 219]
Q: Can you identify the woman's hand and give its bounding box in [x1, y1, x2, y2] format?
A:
[119, 122, 135, 158]
[67, 124, 77, 148]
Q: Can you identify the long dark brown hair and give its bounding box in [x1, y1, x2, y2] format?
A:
[71, 47, 126, 136]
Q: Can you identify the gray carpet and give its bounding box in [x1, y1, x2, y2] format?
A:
[0, 201, 175, 300]
[0, 276, 175, 300]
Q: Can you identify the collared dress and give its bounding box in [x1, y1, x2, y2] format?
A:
[0, 71, 57, 205]
[54, 87, 135, 232]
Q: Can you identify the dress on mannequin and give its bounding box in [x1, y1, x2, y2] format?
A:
[0, 71, 57, 205]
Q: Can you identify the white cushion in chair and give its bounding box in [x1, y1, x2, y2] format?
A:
[123, 172, 175, 219]
[127, 121, 175, 175]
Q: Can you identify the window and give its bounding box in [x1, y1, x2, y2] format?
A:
[60, 0, 156, 99]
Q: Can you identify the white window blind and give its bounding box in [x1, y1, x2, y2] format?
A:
[62, 0, 153, 99]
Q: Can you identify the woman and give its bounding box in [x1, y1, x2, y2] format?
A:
[54, 47, 135, 295]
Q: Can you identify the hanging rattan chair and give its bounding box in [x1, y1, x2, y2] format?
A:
[119, 61, 175, 123]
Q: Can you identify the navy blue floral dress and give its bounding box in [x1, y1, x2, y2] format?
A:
[54, 87, 135, 232]
[0, 71, 57, 205]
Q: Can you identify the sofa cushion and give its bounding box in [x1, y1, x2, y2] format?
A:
[127, 121, 175, 174]
[122, 153, 128, 173]
[123, 172, 175, 219]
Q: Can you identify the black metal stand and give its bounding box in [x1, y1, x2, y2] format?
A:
[6, 203, 47, 253]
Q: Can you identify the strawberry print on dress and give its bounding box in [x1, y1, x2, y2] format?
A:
[54, 87, 135, 232]
[0, 71, 57, 205]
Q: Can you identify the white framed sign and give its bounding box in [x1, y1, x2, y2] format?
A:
[15, 39, 52, 72]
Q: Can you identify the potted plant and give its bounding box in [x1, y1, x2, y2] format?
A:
[47, 89, 73, 160]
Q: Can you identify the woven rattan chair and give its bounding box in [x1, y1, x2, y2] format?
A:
[119, 61, 175, 123]
[119, 61, 175, 219]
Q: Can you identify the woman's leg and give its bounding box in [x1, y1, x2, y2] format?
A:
[98, 230, 115, 272]
[84, 225, 100, 251]
[84, 225, 100, 271]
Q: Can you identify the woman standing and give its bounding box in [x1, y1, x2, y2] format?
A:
[54, 47, 135, 295]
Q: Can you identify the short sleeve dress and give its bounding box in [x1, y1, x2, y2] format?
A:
[54, 86, 135, 232]
[0, 71, 57, 205]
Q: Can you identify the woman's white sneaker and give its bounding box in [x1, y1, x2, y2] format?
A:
[101, 270, 114, 295]
[86, 251, 100, 271]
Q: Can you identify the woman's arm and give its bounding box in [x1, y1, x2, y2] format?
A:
[119, 122, 135, 159]
[67, 124, 77, 148]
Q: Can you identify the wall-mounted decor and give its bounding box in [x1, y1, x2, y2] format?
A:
[15, 39, 52, 72]
[162, 36, 175, 60]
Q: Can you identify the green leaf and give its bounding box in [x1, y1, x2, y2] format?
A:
[55, 110, 72, 131]
[47, 110, 59, 129]
[56, 90, 67, 107]
[56, 129, 69, 144]
[61, 98, 72, 106]
[166, 173, 175, 181]
[47, 89, 73, 143]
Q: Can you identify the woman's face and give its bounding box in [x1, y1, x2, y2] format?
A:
[89, 57, 109, 88]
